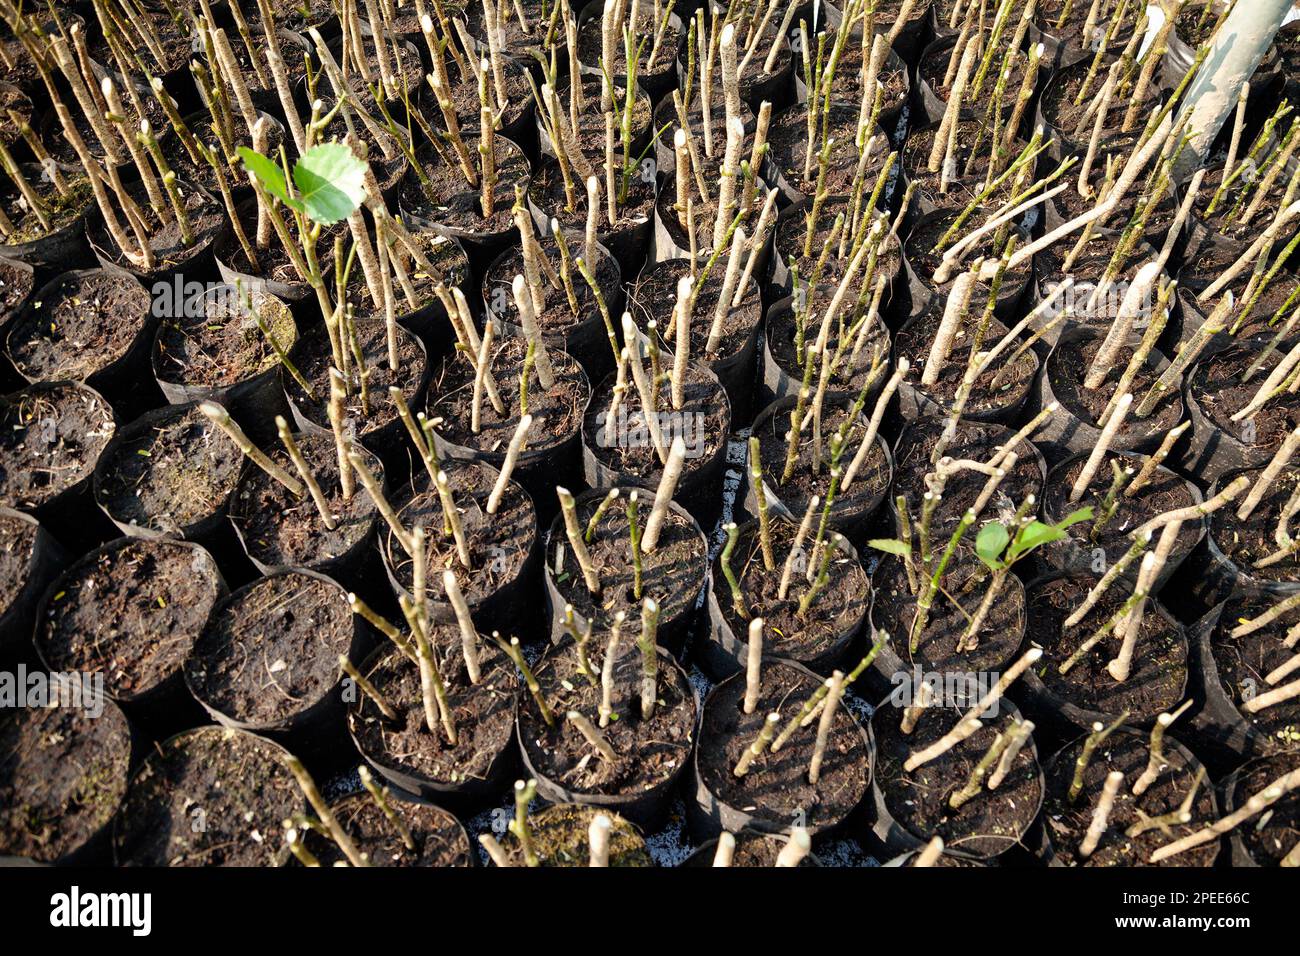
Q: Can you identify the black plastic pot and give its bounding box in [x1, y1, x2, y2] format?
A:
[1221, 751, 1300, 867]
[541, 485, 709, 658]
[1038, 450, 1204, 589]
[576, 0, 685, 103]
[32, 536, 225, 736]
[698, 521, 870, 681]
[0, 508, 65, 662]
[86, 182, 226, 287]
[1031, 324, 1184, 466]
[582, 361, 732, 529]
[864, 693, 1043, 861]
[517, 644, 697, 830]
[687, 657, 873, 841]
[0, 168, 92, 270]
[745, 393, 894, 540]
[184, 567, 371, 765]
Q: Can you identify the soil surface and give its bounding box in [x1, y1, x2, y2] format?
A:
[113, 726, 300, 866]
[96, 404, 242, 536]
[633, 258, 762, 363]
[385, 460, 536, 607]
[400, 134, 530, 238]
[185, 571, 352, 727]
[873, 695, 1042, 858]
[351, 630, 517, 788]
[1191, 342, 1300, 465]
[767, 293, 890, 398]
[531, 155, 656, 235]
[0, 701, 131, 863]
[88, 180, 225, 272]
[1048, 333, 1183, 436]
[0, 258, 33, 317]
[767, 102, 888, 199]
[1210, 596, 1300, 753]
[902, 120, 1028, 210]
[1208, 467, 1300, 583]
[429, 333, 588, 459]
[1026, 574, 1187, 723]
[2, 174, 93, 246]
[302, 792, 473, 867]
[7, 270, 151, 383]
[519, 636, 695, 797]
[0, 383, 115, 512]
[1041, 730, 1217, 866]
[773, 198, 902, 295]
[154, 287, 295, 389]
[697, 662, 870, 833]
[718, 520, 869, 663]
[37, 538, 223, 701]
[1231, 751, 1300, 865]
[499, 804, 651, 866]
[229, 433, 380, 571]
[483, 232, 618, 335]
[685, 833, 818, 866]
[549, 486, 707, 645]
[0, 511, 36, 619]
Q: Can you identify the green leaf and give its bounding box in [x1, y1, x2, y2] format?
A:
[1012, 521, 1068, 555]
[237, 147, 300, 212]
[1059, 507, 1095, 529]
[975, 522, 1010, 566]
[867, 539, 912, 557]
[291, 142, 368, 225]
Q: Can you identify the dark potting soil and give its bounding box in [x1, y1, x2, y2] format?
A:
[767, 294, 890, 397]
[873, 698, 1042, 858]
[96, 404, 242, 535]
[46, 87, 166, 168]
[906, 208, 1034, 303]
[584, 361, 728, 486]
[894, 299, 1038, 416]
[1218, 281, 1299, 342]
[1040, 64, 1151, 155]
[302, 792, 473, 867]
[1041, 730, 1217, 866]
[919, 37, 1027, 112]
[465, 0, 555, 54]
[719, 520, 869, 662]
[0, 82, 29, 140]
[892, 419, 1044, 532]
[245, 0, 336, 33]
[633, 258, 761, 363]
[500, 804, 651, 866]
[87, 11, 195, 74]
[1026, 575, 1187, 723]
[1211, 597, 1300, 753]
[37, 538, 222, 701]
[429, 332, 588, 457]
[154, 287, 295, 389]
[577, 5, 679, 76]
[400, 134, 530, 237]
[290, 318, 426, 438]
[1049, 335, 1183, 434]
[794, 28, 908, 115]
[385, 461, 535, 606]
[530, 156, 656, 235]
[113, 726, 300, 866]
[697, 661, 869, 832]
[685, 833, 817, 866]
[2, 175, 93, 246]
[753, 396, 889, 519]
[551, 487, 706, 643]
[1190, 165, 1291, 244]
[351, 632, 517, 785]
[220, 208, 346, 289]
[163, 113, 284, 201]
[1208, 468, 1300, 583]
[734, 22, 793, 103]
[519, 635, 695, 797]
[873, 548, 1027, 675]
[0, 702, 130, 864]
[774, 199, 902, 295]
[655, 173, 733, 256]
[0, 383, 114, 511]
[0, 258, 33, 316]
[229, 433, 381, 570]
[1232, 751, 1300, 864]
[1045, 454, 1200, 565]
[656, 93, 751, 185]
[901, 121, 1028, 211]
[1048, 174, 1175, 240]
[767, 102, 888, 199]
[7, 270, 151, 383]
[435, 59, 532, 133]
[1191, 344, 1300, 463]
[483, 233, 618, 335]
[1034, 235, 1153, 330]
[185, 571, 352, 726]
[88, 180, 225, 272]
[0, 511, 36, 617]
